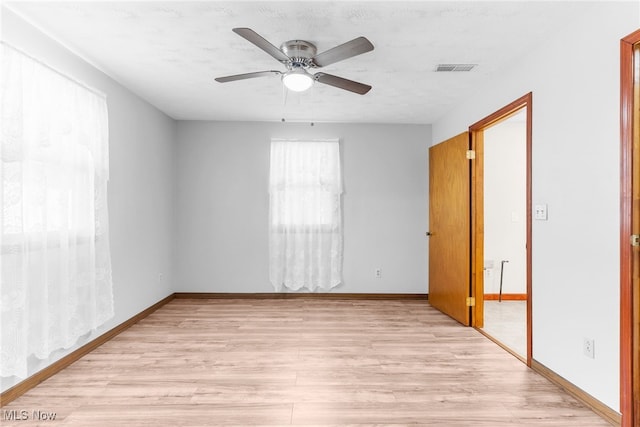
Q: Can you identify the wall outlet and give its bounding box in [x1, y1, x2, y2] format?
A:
[375, 268, 382, 279]
[583, 338, 595, 359]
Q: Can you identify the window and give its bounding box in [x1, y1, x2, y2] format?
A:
[1, 43, 113, 378]
[268, 139, 343, 291]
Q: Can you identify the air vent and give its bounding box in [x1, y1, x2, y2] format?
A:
[436, 64, 477, 72]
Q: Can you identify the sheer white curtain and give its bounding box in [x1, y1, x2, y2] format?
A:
[1, 44, 113, 378]
[269, 139, 343, 291]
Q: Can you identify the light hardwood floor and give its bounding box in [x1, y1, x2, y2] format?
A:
[2, 298, 611, 426]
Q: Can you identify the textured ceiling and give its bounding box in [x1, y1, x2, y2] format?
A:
[4, 1, 592, 124]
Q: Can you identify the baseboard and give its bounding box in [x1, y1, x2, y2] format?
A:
[531, 359, 621, 426]
[173, 292, 429, 300]
[484, 293, 527, 301]
[0, 293, 175, 407]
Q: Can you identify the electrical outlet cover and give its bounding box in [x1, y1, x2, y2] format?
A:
[583, 338, 595, 359]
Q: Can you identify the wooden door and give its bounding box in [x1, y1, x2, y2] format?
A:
[632, 42, 640, 427]
[621, 31, 640, 426]
[428, 132, 471, 325]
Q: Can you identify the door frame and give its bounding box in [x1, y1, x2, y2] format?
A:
[469, 93, 533, 367]
[620, 28, 640, 427]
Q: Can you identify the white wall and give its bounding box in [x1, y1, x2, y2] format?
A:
[1, 9, 176, 392]
[483, 119, 527, 295]
[432, 2, 638, 412]
[175, 121, 430, 294]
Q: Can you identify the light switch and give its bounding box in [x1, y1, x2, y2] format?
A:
[534, 204, 548, 220]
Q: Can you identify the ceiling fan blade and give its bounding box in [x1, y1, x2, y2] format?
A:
[215, 70, 282, 83]
[232, 28, 290, 63]
[312, 36, 374, 68]
[314, 72, 372, 95]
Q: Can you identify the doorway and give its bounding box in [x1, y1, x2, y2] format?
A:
[478, 110, 527, 360]
[469, 93, 533, 366]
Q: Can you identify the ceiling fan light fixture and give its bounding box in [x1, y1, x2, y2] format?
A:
[282, 69, 314, 92]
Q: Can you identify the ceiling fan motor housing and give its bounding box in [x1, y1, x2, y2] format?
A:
[281, 40, 317, 69]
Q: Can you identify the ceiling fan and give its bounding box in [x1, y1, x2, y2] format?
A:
[215, 28, 374, 95]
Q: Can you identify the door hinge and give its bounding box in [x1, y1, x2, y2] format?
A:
[466, 150, 476, 160]
[466, 297, 476, 307]
[632, 234, 640, 247]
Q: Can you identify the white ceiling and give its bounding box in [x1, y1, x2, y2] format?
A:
[5, 1, 593, 124]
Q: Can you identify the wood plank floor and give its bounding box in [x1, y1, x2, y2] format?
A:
[2, 298, 611, 426]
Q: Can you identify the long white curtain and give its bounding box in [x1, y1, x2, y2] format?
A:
[1, 44, 113, 378]
[269, 139, 343, 291]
